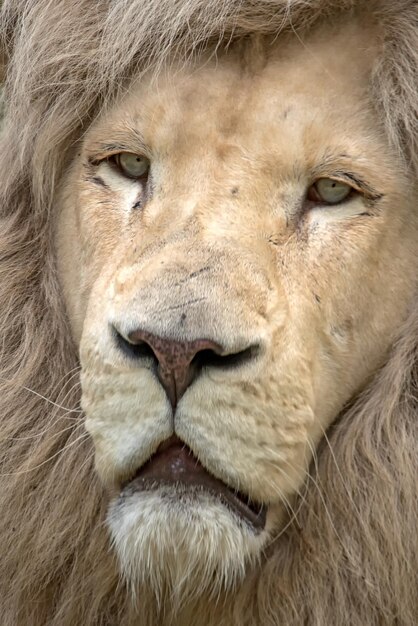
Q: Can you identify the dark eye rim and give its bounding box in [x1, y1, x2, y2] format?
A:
[107, 152, 150, 181]
[306, 178, 358, 206]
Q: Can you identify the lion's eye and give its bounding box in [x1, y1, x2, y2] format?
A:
[113, 152, 150, 179]
[307, 178, 353, 205]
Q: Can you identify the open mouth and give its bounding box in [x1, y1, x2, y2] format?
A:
[122, 435, 267, 531]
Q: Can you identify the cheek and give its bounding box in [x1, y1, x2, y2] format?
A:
[56, 169, 144, 342]
[79, 194, 124, 263]
[284, 217, 414, 429]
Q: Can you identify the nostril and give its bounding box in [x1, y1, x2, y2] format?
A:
[112, 326, 158, 365]
[112, 324, 261, 409]
[192, 344, 260, 371]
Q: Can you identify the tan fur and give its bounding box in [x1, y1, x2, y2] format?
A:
[0, 2, 418, 625]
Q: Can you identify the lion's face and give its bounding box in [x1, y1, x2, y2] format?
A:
[55, 20, 417, 599]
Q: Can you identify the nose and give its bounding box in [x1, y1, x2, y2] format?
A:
[128, 329, 222, 409]
[114, 327, 258, 409]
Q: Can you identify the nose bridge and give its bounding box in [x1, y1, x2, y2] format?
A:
[145, 144, 262, 243]
[111, 238, 272, 352]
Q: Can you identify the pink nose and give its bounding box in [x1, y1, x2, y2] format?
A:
[127, 329, 223, 409]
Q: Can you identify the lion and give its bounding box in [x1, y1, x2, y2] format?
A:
[0, 0, 417, 624]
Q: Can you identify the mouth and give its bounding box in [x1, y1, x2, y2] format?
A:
[121, 435, 267, 531]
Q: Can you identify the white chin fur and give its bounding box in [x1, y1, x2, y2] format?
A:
[107, 486, 268, 608]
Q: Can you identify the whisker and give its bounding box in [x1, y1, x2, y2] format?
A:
[0, 376, 83, 412]
[262, 440, 347, 547]
[4, 421, 79, 442]
[304, 472, 347, 549]
[317, 424, 363, 519]
[1, 431, 90, 477]
[49, 365, 82, 397]
[63, 445, 96, 491]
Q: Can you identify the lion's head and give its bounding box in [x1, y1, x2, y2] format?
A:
[1, 1, 417, 625]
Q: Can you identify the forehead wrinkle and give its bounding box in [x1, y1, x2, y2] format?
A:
[86, 21, 392, 198]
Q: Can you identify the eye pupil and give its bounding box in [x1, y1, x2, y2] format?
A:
[307, 177, 352, 205]
[115, 152, 150, 179]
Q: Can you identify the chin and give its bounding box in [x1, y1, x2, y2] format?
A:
[107, 486, 270, 607]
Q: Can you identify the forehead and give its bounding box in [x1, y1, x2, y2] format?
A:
[92, 17, 382, 163]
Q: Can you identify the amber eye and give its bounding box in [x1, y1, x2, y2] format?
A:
[113, 152, 150, 179]
[307, 178, 353, 205]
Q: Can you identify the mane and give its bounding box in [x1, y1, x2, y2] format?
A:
[0, 1, 417, 624]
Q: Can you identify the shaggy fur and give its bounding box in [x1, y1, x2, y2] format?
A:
[0, 1, 417, 624]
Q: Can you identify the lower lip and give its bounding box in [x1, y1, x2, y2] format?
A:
[121, 443, 267, 531]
